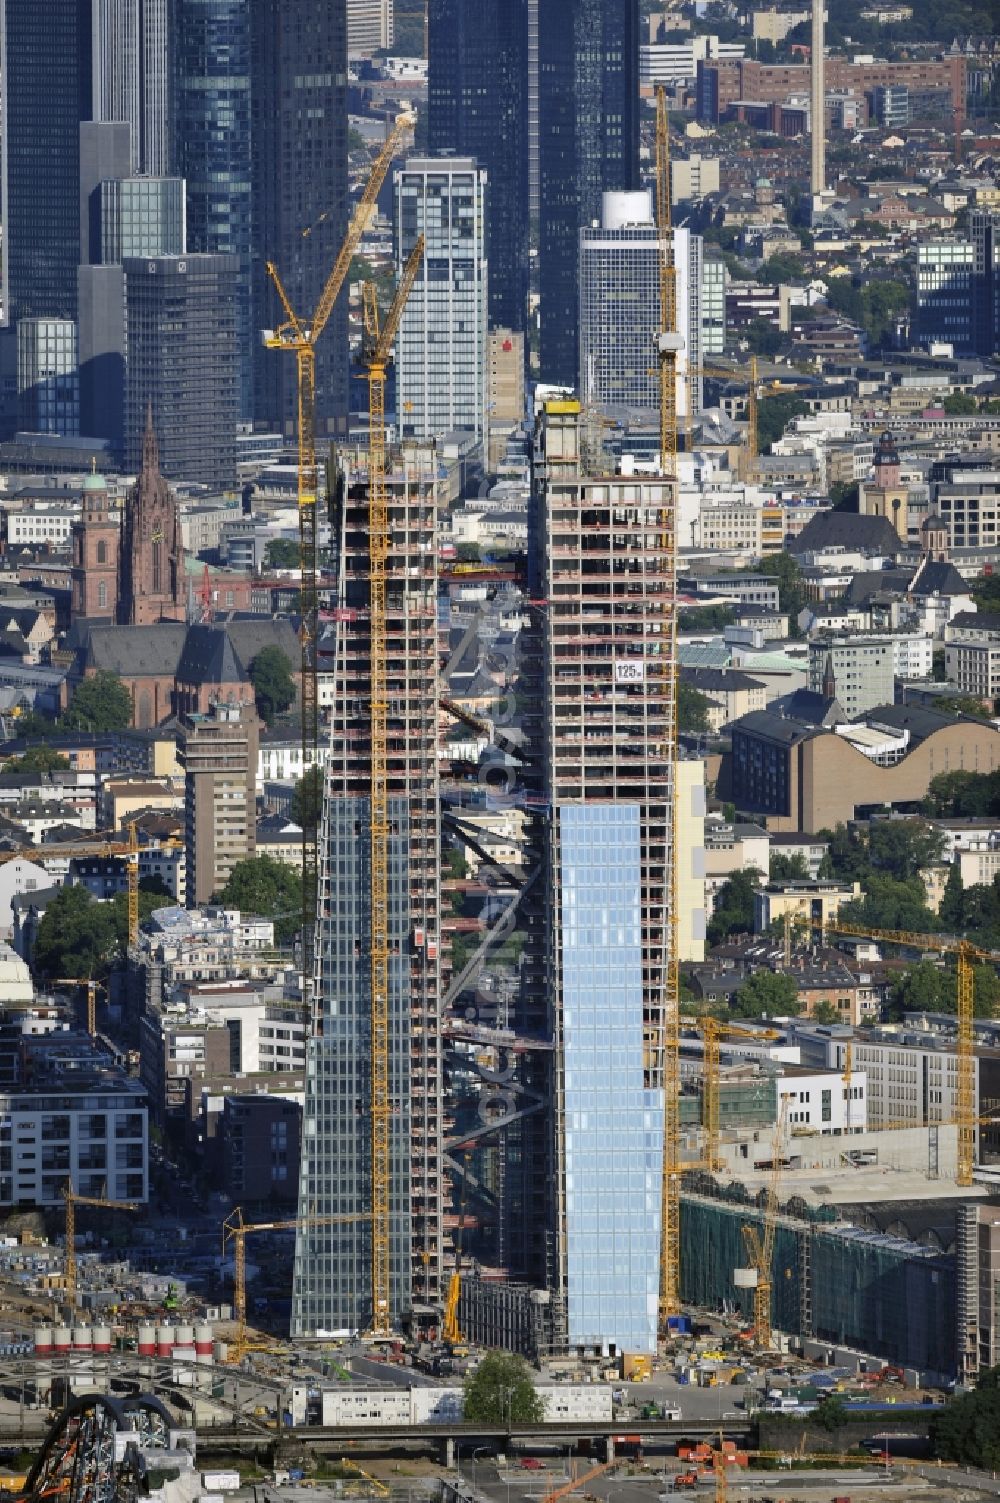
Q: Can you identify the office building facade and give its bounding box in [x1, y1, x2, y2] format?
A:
[348, 0, 393, 53]
[251, 0, 349, 437]
[16, 319, 79, 436]
[182, 702, 259, 907]
[427, 0, 529, 333]
[971, 211, 1000, 359]
[916, 241, 973, 351]
[100, 178, 186, 263]
[292, 451, 443, 1336]
[5, 0, 91, 327]
[175, 0, 254, 419]
[123, 254, 239, 487]
[538, 0, 640, 387]
[396, 157, 488, 443]
[91, 0, 171, 175]
[578, 194, 702, 417]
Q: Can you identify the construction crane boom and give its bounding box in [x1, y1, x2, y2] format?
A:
[655, 84, 683, 1331]
[542, 1462, 615, 1503]
[686, 359, 759, 475]
[821, 917, 991, 1186]
[697, 1019, 780, 1171]
[739, 1094, 787, 1349]
[361, 234, 425, 1336]
[63, 1183, 138, 1305]
[263, 111, 413, 1026]
[222, 1207, 369, 1358]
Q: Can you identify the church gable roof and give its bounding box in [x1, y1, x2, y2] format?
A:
[85, 623, 187, 677]
[176, 624, 246, 686]
[224, 619, 301, 675]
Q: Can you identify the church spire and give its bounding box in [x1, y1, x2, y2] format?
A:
[142, 402, 160, 476]
[822, 653, 836, 701]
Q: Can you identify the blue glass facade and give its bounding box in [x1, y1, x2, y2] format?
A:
[559, 803, 663, 1354]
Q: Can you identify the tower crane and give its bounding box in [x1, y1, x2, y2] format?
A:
[51, 979, 103, 1037]
[821, 918, 993, 1186]
[360, 234, 425, 1337]
[63, 1183, 138, 1305]
[654, 84, 684, 1331]
[697, 1019, 780, 1172]
[264, 111, 414, 1019]
[541, 1462, 616, 1503]
[442, 1151, 471, 1347]
[685, 360, 759, 477]
[738, 1093, 788, 1350]
[222, 1207, 369, 1360]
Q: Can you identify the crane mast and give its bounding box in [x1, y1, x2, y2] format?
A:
[361, 237, 425, 1335]
[655, 84, 683, 1330]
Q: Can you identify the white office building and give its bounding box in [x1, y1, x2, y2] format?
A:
[395, 156, 488, 445]
[578, 191, 702, 418]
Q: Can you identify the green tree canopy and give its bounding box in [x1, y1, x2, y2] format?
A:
[678, 604, 736, 632]
[942, 392, 977, 415]
[892, 960, 1000, 1021]
[250, 647, 296, 725]
[868, 819, 947, 881]
[679, 681, 713, 734]
[770, 852, 810, 881]
[922, 770, 998, 819]
[3, 746, 70, 773]
[62, 671, 132, 732]
[291, 765, 323, 831]
[839, 874, 938, 935]
[757, 252, 805, 285]
[265, 538, 301, 569]
[931, 1365, 1000, 1469]
[732, 969, 801, 1019]
[463, 1351, 544, 1425]
[216, 855, 300, 944]
[708, 868, 762, 945]
[756, 395, 808, 453]
[32, 886, 119, 979]
[817, 823, 870, 881]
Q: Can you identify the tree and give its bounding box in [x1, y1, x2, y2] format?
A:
[62, 671, 132, 732]
[811, 1000, 840, 1024]
[769, 852, 809, 881]
[740, 319, 785, 359]
[3, 746, 69, 773]
[922, 770, 997, 819]
[942, 392, 977, 415]
[216, 855, 301, 943]
[757, 252, 805, 285]
[939, 862, 965, 931]
[941, 695, 993, 721]
[817, 823, 869, 881]
[732, 970, 801, 1019]
[838, 874, 938, 934]
[679, 604, 736, 631]
[931, 1366, 1000, 1469]
[756, 395, 809, 453]
[250, 647, 296, 725]
[829, 480, 859, 511]
[707, 869, 762, 945]
[32, 886, 119, 979]
[463, 1351, 544, 1425]
[111, 887, 168, 951]
[868, 818, 947, 881]
[679, 681, 713, 733]
[291, 765, 323, 830]
[265, 538, 301, 569]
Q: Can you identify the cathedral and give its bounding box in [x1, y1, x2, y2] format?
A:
[70, 408, 187, 627]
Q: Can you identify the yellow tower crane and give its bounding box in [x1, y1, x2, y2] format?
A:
[738, 1093, 788, 1350]
[360, 235, 425, 1337]
[222, 1207, 369, 1360]
[655, 84, 684, 1332]
[63, 1183, 138, 1305]
[264, 111, 414, 1012]
[821, 918, 993, 1186]
[686, 360, 760, 477]
[697, 1019, 781, 1172]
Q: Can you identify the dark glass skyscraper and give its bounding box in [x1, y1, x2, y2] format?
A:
[538, 0, 639, 387]
[250, 0, 349, 437]
[427, 0, 529, 334]
[176, 0, 254, 419]
[5, 0, 91, 326]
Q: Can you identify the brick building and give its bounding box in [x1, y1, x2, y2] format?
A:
[70, 470, 119, 621]
[697, 55, 966, 124]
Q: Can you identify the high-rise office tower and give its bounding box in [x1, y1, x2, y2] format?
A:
[347, 0, 393, 54]
[971, 211, 1000, 359]
[533, 399, 674, 1354]
[251, 0, 349, 438]
[175, 0, 254, 420]
[538, 0, 640, 388]
[427, 0, 529, 333]
[292, 450, 443, 1336]
[92, 0, 171, 175]
[578, 192, 702, 418]
[395, 157, 489, 443]
[124, 255, 239, 487]
[182, 702, 260, 906]
[5, 0, 91, 327]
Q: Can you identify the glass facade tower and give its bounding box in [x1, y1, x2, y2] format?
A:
[559, 804, 663, 1353]
[176, 0, 254, 420]
[538, 0, 640, 388]
[427, 0, 529, 333]
[396, 157, 489, 443]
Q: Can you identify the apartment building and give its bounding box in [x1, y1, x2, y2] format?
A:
[945, 611, 1000, 700]
[181, 702, 259, 906]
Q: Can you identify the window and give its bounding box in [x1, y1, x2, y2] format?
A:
[98, 581, 107, 609]
[97, 541, 107, 564]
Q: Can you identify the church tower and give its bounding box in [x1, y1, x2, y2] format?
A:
[71, 468, 119, 622]
[119, 408, 187, 625]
